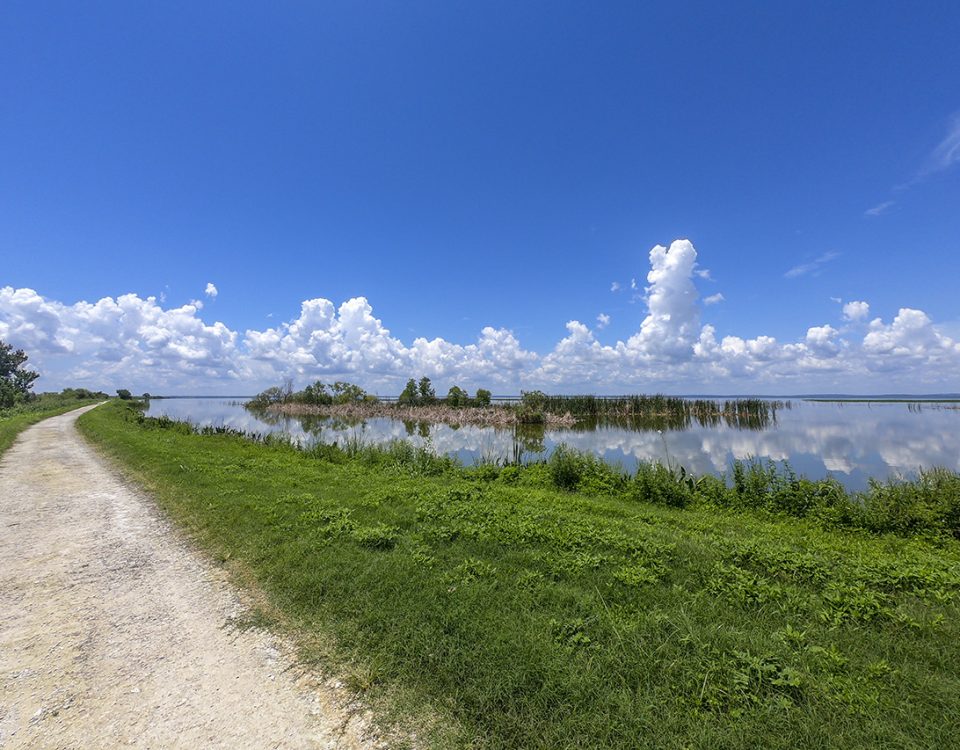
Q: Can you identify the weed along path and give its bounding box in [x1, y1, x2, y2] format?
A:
[0, 405, 378, 749]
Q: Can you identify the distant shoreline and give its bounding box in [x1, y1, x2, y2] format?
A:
[147, 393, 960, 403]
[804, 397, 960, 403]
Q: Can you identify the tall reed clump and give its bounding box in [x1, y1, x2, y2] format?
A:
[547, 445, 627, 493]
[543, 446, 960, 540]
[857, 468, 960, 536]
[534, 394, 784, 429]
[722, 459, 960, 538]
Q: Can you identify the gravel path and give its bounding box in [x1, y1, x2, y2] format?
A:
[0, 405, 381, 749]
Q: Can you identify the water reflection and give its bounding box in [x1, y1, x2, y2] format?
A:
[145, 399, 960, 491]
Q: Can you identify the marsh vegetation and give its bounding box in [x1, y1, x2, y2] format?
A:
[246, 378, 784, 430]
[150, 394, 960, 489]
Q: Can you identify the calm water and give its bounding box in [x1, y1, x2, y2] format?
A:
[144, 398, 960, 491]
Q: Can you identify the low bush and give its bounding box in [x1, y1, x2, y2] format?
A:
[631, 462, 694, 508]
[548, 445, 626, 494]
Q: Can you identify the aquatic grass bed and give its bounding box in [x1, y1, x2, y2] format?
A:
[78, 401, 960, 749]
[535, 393, 784, 428]
[250, 391, 785, 431]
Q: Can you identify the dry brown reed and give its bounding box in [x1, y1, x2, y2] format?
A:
[266, 402, 576, 427]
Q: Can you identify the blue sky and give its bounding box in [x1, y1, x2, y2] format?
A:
[1, 1, 959, 394]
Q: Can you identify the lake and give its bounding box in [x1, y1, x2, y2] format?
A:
[144, 398, 960, 491]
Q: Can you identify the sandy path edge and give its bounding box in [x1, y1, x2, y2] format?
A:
[0, 405, 386, 749]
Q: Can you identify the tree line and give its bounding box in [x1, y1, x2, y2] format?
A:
[1, 339, 109, 408]
[248, 376, 493, 409]
[397, 376, 491, 407]
[0, 341, 40, 408]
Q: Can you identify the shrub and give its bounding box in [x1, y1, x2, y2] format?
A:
[548, 445, 585, 490]
[693, 474, 731, 506]
[516, 405, 545, 424]
[731, 459, 777, 508]
[520, 390, 547, 411]
[517, 390, 549, 424]
[857, 469, 960, 537]
[548, 445, 624, 493]
[631, 462, 693, 508]
[446, 385, 469, 407]
[301, 381, 333, 405]
[247, 386, 288, 408]
[330, 381, 375, 404]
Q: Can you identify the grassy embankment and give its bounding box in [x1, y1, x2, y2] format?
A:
[0, 392, 104, 456]
[78, 400, 960, 749]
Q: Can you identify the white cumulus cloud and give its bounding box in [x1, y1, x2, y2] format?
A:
[624, 239, 701, 361]
[0, 287, 239, 392]
[3, 240, 959, 394]
[205, 283, 218, 298]
[842, 300, 870, 321]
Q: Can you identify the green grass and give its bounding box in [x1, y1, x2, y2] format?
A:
[78, 401, 960, 749]
[0, 393, 103, 456]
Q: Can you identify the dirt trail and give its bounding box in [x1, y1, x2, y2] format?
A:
[0, 406, 381, 749]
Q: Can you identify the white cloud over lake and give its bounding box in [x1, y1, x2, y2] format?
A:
[3, 239, 959, 394]
[842, 300, 870, 321]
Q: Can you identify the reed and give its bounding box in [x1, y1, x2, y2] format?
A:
[534, 394, 785, 428]
[251, 393, 784, 430]
[261, 401, 577, 427]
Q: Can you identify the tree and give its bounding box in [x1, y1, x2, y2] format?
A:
[418, 376, 436, 404]
[398, 378, 419, 406]
[474, 388, 492, 407]
[520, 390, 548, 410]
[301, 381, 332, 405]
[0, 341, 40, 408]
[248, 385, 287, 408]
[517, 390, 547, 424]
[116, 389, 133, 400]
[330, 381, 371, 404]
[446, 385, 468, 407]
